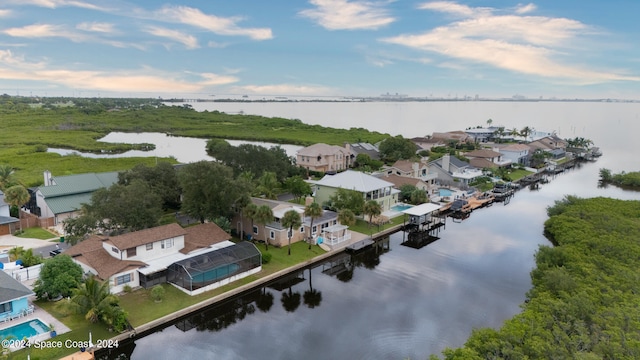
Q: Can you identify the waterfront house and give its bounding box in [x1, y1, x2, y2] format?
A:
[431, 131, 473, 145]
[296, 143, 352, 173]
[65, 223, 261, 295]
[346, 142, 381, 161]
[498, 144, 530, 165]
[464, 149, 511, 169]
[234, 197, 342, 247]
[384, 160, 437, 188]
[313, 170, 399, 212]
[383, 174, 430, 192]
[0, 190, 19, 235]
[31, 170, 119, 230]
[465, 127, 501, 143]
[0, 270, 34, 322]
[428, 154, 484, 187]
[410, 136, 446, 151]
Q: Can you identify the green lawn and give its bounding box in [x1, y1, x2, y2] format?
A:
[119, 241, 325, 327]
[508, 168, 534, 181]
[348, 216, 405, 235]
[15, 227, 58, 240]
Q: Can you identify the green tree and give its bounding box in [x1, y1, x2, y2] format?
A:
[304, 202, 323, 249]
[363, 200, 382, 228]
[7, 246, 23, 262]
[378, 135, 418, 163]
[0, 164, 16, 190]
[17, 248, 43, 267]
[281, 209, 302, 256]
[69, 275, 128, 331]
[284, 176, 311, 202]
[179, 161, 250, 223]
[410, 189, 428, 205]
[118, 162, 181, 209]
[256, 171, 279, 199]
[337, 208, 356, 237]
[33, 255, 83, 300]
[520, 126, 534, 141]
[234, 195, 252, 241]
[254, 204, 274, 250]
[599, 168, 612, 183]
[399, 184, 417, 202]
[3, 184, 30, 231]
[328, 188, 364, 215]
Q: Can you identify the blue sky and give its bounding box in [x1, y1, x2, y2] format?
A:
[1, 0, 639, 99]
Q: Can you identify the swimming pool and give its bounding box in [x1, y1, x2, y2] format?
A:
[391, 203, 413, 212]
[0, 319, 48, 340]
[438, 188, 453, 197]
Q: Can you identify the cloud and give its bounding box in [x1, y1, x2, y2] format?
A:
[382, 1, 640, 83]
[3, 23, 89, 42]
[76, 22, 115, 33]
[0, 9, 12, 17]
[299, 0, 395, 30]
[9, 0, 109, 11]
[156, 5, 272, 40]
[231, 83, 332, 95]
[515, 3, 537, 14]
[144, 26, 199, 49]
[0, 49, 237, 92]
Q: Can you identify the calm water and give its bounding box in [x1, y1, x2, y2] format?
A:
[96, 101, 639, 359]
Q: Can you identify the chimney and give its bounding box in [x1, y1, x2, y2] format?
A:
[43, 170, 53, 186]
[442, 154, 450, 172]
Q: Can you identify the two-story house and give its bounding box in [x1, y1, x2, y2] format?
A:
[313, 170, 399, 212]
[498, 144, 530, 165]
[65, 223, 261, 295]
[428, 154, 484, 187]
[384, 160, 438, 188]
[464, 149, 512, 169]
[296, 143, 352, 173]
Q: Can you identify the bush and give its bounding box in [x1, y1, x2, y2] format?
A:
[262, 252, 272, 264]
[123, 284, 132, 293]
[150, 285, 165, 302]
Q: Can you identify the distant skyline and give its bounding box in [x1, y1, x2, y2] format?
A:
[1, 1, 639, 99]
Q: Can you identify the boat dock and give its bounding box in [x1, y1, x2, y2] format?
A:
[345, 238, 375, 253]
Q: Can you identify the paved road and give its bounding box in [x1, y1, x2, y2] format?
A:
[0, 234, 70, 259]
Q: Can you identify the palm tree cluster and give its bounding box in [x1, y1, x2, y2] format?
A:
[566, 137, 594, 149]
[0, 164, 30, 231]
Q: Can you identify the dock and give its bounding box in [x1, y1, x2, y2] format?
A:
[345, 238, 375, 253]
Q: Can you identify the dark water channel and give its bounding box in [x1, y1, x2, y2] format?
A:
[95, 160, 635, 360]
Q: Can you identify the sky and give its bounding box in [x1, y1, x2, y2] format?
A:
[0, 0, 639, 99]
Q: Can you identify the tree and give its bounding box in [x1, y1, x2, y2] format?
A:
[304, 202, 323, 249]
[410, 189, 428, 205]
[337, 209, 356, 237]
[363, 200, 382, 228]
[493, 127, 505, 143]
[3, 184, 30, 231]
[0, 164, 16, 190]
[284, 176, 311, 202]
[254, 204, 274, 250]
[69, 275, 128, 331]
[486, 118, 493, 127]
[118, 162, 181, 209]
[399, 184, 417, 202]
[520, 126, 534, 141]
[378, 136, 418, 163]
[243, 203, 258, 241]
[234, 195, 252, 241]
[179, 161, 250, 223]
[256, 171, 279, 199]
[282, 210, 302, 256]
[33, 255, 83, 300]
[328, 188, 364, 215]
[599, 168, 613, 183]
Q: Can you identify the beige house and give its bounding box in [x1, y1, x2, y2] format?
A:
[296, 143, 352, 173]
[385, 160, 438, 187]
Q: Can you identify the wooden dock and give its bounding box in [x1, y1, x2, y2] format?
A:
[345, 238, 375, 253]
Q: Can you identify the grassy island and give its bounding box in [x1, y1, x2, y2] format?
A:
[0, 100, 389, 186]
[440, 196, 640, 359]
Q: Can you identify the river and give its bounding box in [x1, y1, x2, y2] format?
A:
[97, 101, 639, 360]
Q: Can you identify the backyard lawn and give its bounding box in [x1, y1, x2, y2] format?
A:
[16, 227, 58, 240]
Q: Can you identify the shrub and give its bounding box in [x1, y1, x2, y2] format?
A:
[123, 284, 132, 293]
[262, 252, 272, 264]
[150, 285, 165, 302]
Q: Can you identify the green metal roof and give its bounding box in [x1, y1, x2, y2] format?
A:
[39, 172, 119, 197]
[45, 193, 94, 215]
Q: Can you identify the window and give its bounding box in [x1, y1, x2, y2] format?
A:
[299, 226, 304, 233]
[115, 273, 132, 286]
[269, 230, 275, 239]
[312, 225, 317, 234]
[111, 247, 119, 254]
[161, 238, 174, 249]
[0, 302, 12, 314]
[146, 243, 153, 251]
[253, 226, 258, 234]
[127, 247, 137, 258]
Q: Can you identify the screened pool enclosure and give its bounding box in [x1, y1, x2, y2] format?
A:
[167, 242, 261, 293]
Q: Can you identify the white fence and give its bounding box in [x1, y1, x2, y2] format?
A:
[4, 263, 42, 283]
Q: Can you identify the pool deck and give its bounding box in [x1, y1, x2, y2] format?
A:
[0, 300, 70, 351]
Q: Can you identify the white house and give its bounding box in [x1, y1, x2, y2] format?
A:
[499, 144, 530, 165]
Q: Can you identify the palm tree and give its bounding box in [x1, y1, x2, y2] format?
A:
[256, 171, 279, 199]
[70, 275, 120, 325]
[235, 195, 251, 241]
[520, 126, 534, 142]
[254, 205, 273, 250]
[243, 203, 258, 241]
[3, 184, 30, 232]
[303, 268, 322, 309]
[304, 202, 323, 250]
[8, 246, 24, 262]
[509, 127, 520, 140]
[0, 164, 16, 191]
[363, 200, 382, 228]
[337, 209, 356, 237]
[281, 209, 302, 256]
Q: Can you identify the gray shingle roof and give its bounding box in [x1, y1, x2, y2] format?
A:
[0, 270, 34, 303]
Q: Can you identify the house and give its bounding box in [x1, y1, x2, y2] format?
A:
[0, 270, 35, 322]
[465, 127, 501, 143]
[410, 137, 445, 151]
[65, 223, 261, 295]
[296, 143, 352, 173]
[384, 174, 430, 192]
[31, 170, 119, 229]
[498, 144, 530, 165]
[428, 154, 484, 187]
[0, 190, 19, 235]
[384, 160, 437, 188]
[234, 198, 341, 247]
[464, 149, 511, 169]
[346, 142, 381, 161]
[313, 170, 400, 212]
[431, 131, 473, 145]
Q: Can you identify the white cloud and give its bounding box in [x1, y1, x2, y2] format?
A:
[3, 23, 89, 42]
[515, 3, 537, 14]
[207, 41, 228, 48]
[9, 0, 109, 11]
[0, 9, 12, 17]
[0, 50, 237, 92]
[156, 5, 272, 40]
[299, 0, 395, 30]
[382, 2, 640, 83]
[76, 22, 115, 33]
[144, 26, 199, 49]
[232, 83, 332, 95]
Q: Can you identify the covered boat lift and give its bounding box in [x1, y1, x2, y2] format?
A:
[401, 203, 446, 249]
